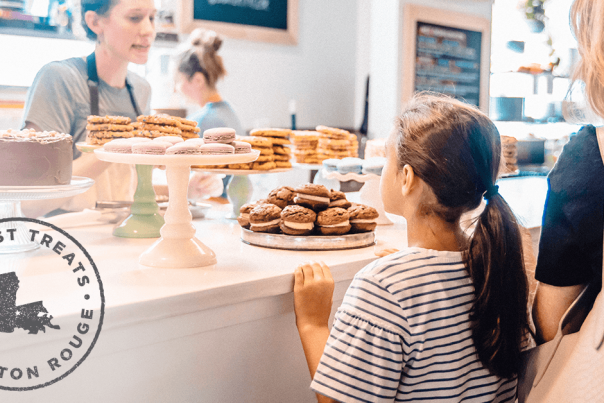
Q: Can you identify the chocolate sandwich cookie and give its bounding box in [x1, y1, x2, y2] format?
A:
[249, 203, 282, 233]
[316, 207, 351, 235]
[348, 204, 378, 233]
[237, 202, 258, 228]
[329, 190, 352, 209]
[293, 184, 331, 211]
[267, 186, 295, 208]
[280, 205, 316, 235]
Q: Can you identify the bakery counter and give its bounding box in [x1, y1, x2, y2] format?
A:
[0, 201, 407, 403]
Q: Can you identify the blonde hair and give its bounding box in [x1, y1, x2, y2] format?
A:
[569, 0, 604, 119]
[176, 28, 226, 89]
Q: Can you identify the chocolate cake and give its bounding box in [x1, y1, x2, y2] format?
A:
[0, 129, 73, 186]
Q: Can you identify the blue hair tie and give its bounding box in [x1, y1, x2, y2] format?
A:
[484, 185, 499, 200]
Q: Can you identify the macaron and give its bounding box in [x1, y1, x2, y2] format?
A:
[329, 189, 352, 209]
[249, 203, 282, 233]
[322, 159, 340, 172]
[293, 184, 331, 211]
[104, 139, 133, 153]
[337, 157, 363, 174]
[203, 127, 237, 143]
[266, 186, 295, 209]
[280, 205, 316, 235]
[232, 141, 252, 154]
[316, 207, 351, 235]
[132, 141, 172, 155]
[348, 204, 379, 233]
[165, 142, 201, 155]
[198, 143, 235, 155]
[362, 157, 386, 176]
[185, 138, 205, 146]
[154, 136, 184, 145]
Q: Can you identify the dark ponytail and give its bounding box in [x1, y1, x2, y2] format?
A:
[395, 93, 531, 379]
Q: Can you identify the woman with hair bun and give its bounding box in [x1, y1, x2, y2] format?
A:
[175, 28, 243, 137]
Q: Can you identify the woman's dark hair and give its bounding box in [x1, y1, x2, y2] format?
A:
[175, 28, 226, 89]
[81, 0, 117, 41]
[394, 93, 530, 379]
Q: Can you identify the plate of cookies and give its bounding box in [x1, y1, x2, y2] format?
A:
[237, 183, 379, 250]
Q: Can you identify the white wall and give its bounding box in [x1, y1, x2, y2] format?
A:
[170, 0, 361, 132]
[367, 0, 494, 139]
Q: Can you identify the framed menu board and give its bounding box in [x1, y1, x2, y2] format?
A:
[180, 0, 298, 45]
[402, 4, 491, 113]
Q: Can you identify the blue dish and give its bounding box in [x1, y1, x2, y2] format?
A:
[362, 157, 386, 176]
[337, 157, 363, 174]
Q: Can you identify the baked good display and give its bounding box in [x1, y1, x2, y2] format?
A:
[249, 128, 292, 146]
[348, 204, 379, 233]
[315, 125, 358, 162]
[237, 183, 378, 239]
[501, 135, 519, 174]
[249, 203, 282, 233]
[329, 190, 352, 209]
[291, 130, 320, 164]
[203, 127, 236, 143]
[86, 115, 134, 145]
[280, 205, 317, 235]
[266, 186, 295, 208]
[0, 129, 73, 186]
[293, 184, 331, 211]
[316, 207, 351, 235]
[229, 136, 274, 170]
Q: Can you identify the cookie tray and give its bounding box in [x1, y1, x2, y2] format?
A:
[241, 228, 375, 251]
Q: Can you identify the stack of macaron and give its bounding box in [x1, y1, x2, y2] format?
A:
[237, 183, 379, 236]
[102, 132, 253, 157]
[291, 130, 320, 164]
[248, 128, 293, 169]
[86, 115, 134, 145]
[315, 125, 358, 162]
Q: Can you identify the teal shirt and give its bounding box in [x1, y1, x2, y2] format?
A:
[189, 101, 244, 137]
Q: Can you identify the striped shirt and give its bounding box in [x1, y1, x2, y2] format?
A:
[311, 247, 516, 402]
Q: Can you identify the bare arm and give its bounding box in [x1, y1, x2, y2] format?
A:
[532, 282, 584, 344]
[294, 261, 339, 403]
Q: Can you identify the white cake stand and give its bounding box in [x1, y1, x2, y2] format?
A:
[0, 177, 95, 253]
[323, 170, 393, 225]
[94, 149, 259, 268]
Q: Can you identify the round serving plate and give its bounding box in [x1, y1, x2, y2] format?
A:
[190, 168, 291, 175]
[94, 149, 260, 166]
[241, 228, 376, 251]
[0, 176, 95, 201]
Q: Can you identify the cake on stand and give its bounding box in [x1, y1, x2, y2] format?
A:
[0, 177, 95, 253]
[322, 170, 392, 225]
[94, 149, 259, 268]
[192, 168, 291, 219]
[77, 142, 164, 238]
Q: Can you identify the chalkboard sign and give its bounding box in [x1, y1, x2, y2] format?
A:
[402, 4, 491, 113]
[181, 0, 298, 45]
[414, 22, 482, 107]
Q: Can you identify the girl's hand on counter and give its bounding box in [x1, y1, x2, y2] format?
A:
[293, 261, 334, 331]
[375, 247, 400, 257]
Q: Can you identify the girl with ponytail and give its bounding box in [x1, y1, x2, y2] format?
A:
[293, 94, 530, 402]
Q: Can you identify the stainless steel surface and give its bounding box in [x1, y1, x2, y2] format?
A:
[241, 228, 376, 251]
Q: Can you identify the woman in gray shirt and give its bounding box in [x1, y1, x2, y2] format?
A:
[21, 0, 156, 215]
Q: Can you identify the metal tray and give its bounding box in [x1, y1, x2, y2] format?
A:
[241, 228, 376, 251]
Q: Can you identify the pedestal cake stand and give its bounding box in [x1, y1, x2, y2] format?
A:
[0, 177, 95, 253]
[323, 170, 393, 225]
[192, 168, 291, 219]
[77, 142, 164, 238]
[95, 149, 259, 268]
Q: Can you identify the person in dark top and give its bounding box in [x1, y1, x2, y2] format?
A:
[532, 0, 604, 343]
